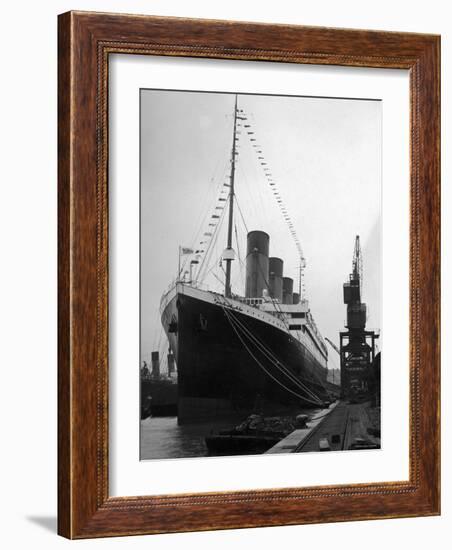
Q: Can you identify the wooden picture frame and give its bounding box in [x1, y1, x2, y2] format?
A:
[58, 11, 440, 539]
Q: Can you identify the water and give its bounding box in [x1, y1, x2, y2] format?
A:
[140, 409, 322, 460]
[140, 417, 235, 460]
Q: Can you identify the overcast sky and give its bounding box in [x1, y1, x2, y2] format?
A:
[141, 90, 381, 373]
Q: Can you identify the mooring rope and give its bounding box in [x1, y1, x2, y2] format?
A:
[220, 303, 323, 406]
[224, 305, 324, 404]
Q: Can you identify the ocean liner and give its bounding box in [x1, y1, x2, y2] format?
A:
[159, 95, 331, 424]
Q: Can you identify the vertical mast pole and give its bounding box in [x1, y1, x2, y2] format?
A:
[225, 94, 238, 298]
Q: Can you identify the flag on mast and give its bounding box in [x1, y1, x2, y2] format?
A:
[180, 247, 194, 255]
[178, 246, 194, 282]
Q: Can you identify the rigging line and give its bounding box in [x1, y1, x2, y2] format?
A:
[196, 195, 228, 282]
[291, 328, 331, 395]
[225, 308, 324, 403]
[221, 305, 321, 405]
[189, 135, 232, 257]
[236, 157, 267, 225]
[201, 201, 228, 282]
[197, 214, 228, 286]
[252, 253, 291, 332]
[225, 314, 321, 406]
[252, 254, 327, 392]
[234, 221, 242, 264]
[188, 156, 229, 254]
[201, 249, 227, 282]
[210, 269, 225, 287]
[224, 305, 324, 403]
[189, 179, 219, 251]
[234, 223, 245, 290]
[234, 194, 249, 235]
[250, 243, 319, 367]
[298, 331, 331, 390]
[234, 193, 253, 283]
[222, 304, 302, 397]
[189, 168, 229, 266]
[218, 293, 324, 402]
[235, 160, 260, 223]
[200, 108, 235, 197]
[241, 115, 306, 264]
[224, 307, 323, 405]
[230, 234, 247, 292]
[297, 356, 331, 397]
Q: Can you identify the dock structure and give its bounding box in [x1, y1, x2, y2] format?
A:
[266, 401, 380, 454]
[341, 236, 379, 401]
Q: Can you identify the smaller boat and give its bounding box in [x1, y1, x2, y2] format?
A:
[205, 414, 296, 456]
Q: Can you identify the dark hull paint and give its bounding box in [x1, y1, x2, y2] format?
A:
[162, 291, 330, 424]
[140, 379, 178, 418]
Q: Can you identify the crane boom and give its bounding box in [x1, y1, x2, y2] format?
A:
[325, 337, 340, 355]
[352, 235, 363, 298]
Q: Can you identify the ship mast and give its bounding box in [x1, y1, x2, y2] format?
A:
[224, 94, 238, 298]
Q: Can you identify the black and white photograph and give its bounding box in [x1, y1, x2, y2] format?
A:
[140, 89, 381, 460]
[1, 0, 445, 546]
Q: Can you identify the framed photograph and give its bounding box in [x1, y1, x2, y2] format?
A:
[58, 11, 440, 538]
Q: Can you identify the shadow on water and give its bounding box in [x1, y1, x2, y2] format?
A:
[140, 416, 235, 460]
[26, 516, 57, 533]
[140, 409, 322, 460]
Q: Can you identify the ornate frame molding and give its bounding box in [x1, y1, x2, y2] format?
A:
[58, 11, 440, 538]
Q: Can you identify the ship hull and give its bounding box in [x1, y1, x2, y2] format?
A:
[141, 379, 178, 418]
[161, 285, 329, 424]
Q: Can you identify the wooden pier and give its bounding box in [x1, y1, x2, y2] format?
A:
[266, 401, 380, 454]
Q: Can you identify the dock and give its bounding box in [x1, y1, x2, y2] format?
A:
[266, 401, 380, 454]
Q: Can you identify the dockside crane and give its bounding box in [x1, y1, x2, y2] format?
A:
[352, 235, 363, 299]
[325, 337, 340, 356]
[340, 236, 379, 400]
